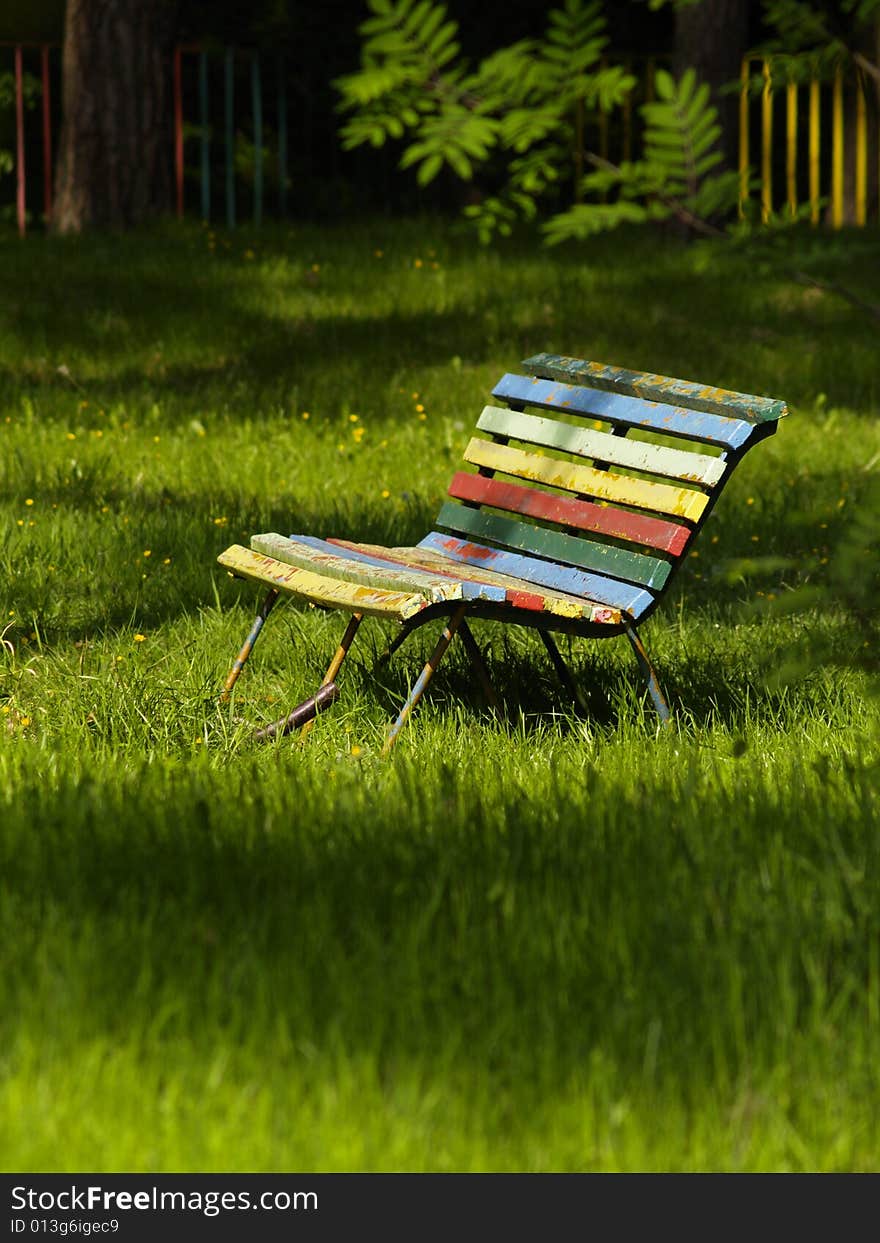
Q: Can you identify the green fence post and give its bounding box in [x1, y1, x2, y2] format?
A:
[278, 58, 288, 218]
[225, 47, 235, 229]
[252, 53, 262, 228]
[199, 50, 210, 222]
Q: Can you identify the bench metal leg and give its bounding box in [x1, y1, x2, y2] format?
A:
[300, 611, 364, 740]
[539, 631, 589, 714]
[382, 603, 468, 755]
[624, 622, 671, 726]
[254, 682, 340, 741]
[221, 587, 279, 702]
[458, 619, 503, 714]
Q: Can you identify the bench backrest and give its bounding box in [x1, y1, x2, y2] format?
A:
[419, 353, 788, 622]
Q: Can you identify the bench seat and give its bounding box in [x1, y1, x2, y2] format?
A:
[218, 353, 787, 749]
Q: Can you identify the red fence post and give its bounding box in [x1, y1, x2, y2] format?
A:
[15, 45, 26, 237]
[174, 45, 184, 219]
[41, 45, 52, 222]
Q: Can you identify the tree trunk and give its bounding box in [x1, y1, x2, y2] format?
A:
[674, 0, 749, 170]
[53, 0, 178, 233]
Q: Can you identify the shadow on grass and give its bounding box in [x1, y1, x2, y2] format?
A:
[3, 734, 877, 1096]
[2, 223, 880, 414]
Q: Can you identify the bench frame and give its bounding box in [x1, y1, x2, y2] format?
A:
[218, 354, 786, 751]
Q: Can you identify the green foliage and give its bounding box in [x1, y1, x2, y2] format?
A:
[337, 1, 743, 243]
[338, 0, 645, 239]
[545, 69, 740, 243]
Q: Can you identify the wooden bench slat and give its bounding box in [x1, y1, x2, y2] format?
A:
[252, 533, 468, 603]
[477, 404, 726, 486]
[465, 438, 709, 522]
[493, 373, 754, 450]
[447, 471, 691, 555]
[218, 545, 430, 619]
[418, 532, 656, 618]
[435, 501, 671, 590]
[523, 353, 788, 423]
[329, 539, 622, 624]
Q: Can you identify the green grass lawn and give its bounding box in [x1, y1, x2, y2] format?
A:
[1, 217, 878, 1171]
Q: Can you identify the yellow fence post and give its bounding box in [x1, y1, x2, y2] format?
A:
[856, 71, 867, 226]
[832, 61, 844, 228]
[786, 78, 798, 218]
[761, 60, 773, 223]
[809, 72, 820, 226]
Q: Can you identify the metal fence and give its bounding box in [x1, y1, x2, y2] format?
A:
[3, 42, 878, 235]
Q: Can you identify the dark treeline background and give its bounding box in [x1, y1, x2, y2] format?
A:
[0, 1, 779, 226]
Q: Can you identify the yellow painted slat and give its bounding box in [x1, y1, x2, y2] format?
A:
[218, 545, 429, 620]
[463, 438, 708, 522]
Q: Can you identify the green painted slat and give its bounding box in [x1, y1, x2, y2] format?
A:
[251, 533, 464, 602]
[477, 405, 726, 487]
[435, 503, 671, 590]
[524, 353, 788, 424]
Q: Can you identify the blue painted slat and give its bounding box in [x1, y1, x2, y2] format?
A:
[290, 535, 508, 603]
[492, 374, 753, 451]
[418, 532, 655, 618]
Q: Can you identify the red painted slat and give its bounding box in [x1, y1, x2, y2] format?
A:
[447, 471, 690, 556]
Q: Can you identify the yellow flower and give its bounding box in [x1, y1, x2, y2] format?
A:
[414, 258, 423, 268]
[381, 489, 390, 499]
[301, 411, 310, 420]
[351, 745, 362, 757]
[349, 413, 359, 422]
[66, 432, 76, 441]
[25, 498, 33, 506]
[163, 557, 171, 565]
[415, 403, 424, 413]
[19, 716, 30, 727]
[143, 549, 152, 557]
[133, 634, 146, 643]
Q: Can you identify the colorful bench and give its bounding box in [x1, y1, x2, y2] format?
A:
[218, 353, 787, 750]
